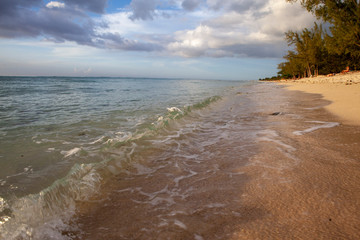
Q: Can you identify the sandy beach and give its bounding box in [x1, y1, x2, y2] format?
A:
[70, 82, 360, 239]
[280, 72, 360, 126]
[3, 1, 360, 239]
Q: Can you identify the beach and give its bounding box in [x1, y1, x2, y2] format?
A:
[2, 0, 360, 239]
[234, 84, 360, 239]
[280, 72, 360, 126]
[1, 78, 360, 239]
[72, 82, 360, 239]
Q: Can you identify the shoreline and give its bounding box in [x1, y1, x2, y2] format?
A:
[279, 72, 360, 126]
[69, 83, 360, 239]
[233, 83, 360, 239]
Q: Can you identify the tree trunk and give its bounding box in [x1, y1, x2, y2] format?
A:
[307, 63, 312, 77]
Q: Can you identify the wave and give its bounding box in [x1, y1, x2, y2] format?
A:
[0, 95, 222, 240]
[102, 95, 221, 148]
[0, 162, 103, 240]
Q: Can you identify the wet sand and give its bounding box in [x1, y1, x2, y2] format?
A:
[234, 86, 360, 239]
[70, 83, 360, 239]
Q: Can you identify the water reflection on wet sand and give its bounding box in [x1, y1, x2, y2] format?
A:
[72, 83, 360, 239]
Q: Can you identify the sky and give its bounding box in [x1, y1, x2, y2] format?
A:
[0, 0, 315, 80]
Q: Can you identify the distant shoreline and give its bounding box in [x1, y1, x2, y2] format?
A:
[279, 72, 360, 126]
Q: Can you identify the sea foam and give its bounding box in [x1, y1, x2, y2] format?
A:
[61, 147, 81, 158]
[293, 121, 339, 136]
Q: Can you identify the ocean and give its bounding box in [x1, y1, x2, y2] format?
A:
[0, 77, 248, 239]
[1, 76, 359, 239]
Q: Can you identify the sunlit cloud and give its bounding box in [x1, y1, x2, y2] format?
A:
[46, 1, 65, 9]
[0, 0, 317, 79]
[0, 0, 315, 58]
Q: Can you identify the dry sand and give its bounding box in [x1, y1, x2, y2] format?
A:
[280, 72, 360, 126]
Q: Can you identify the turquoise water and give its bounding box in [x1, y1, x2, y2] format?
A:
[0, 76, 247, 239]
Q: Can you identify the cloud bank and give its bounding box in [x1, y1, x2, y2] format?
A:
[0, 0, 315, 58]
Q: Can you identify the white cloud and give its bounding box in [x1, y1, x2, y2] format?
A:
[168, 25, 211, 57]
[97, 12, 146, 36]
[95, 0, 315, 58]
[258, 0, 316, 37]
[166, 0, 316, 57]
[46, 1, 65, 9]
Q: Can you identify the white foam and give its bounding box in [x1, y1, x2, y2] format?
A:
[158, 221, 169, 227]
[89, 136, 105, 144]
[167, 107, 183, 114]
[257, 129, 279, 138]
[115, 132, 132, 141]
[258, 136, 296, 151]
[173, 170, 197, 187]
[0, 179, 6, 186]
[304, 106, 323, 110]
[61, 147, 81, 158]
[252, 129, 300, 170]
[5, 166, 33, 179]
[105, 131, 146, 145]
[133, 163, 157, 175]
[195, 234, 204, 240]
[257, 129, 295, 151]
[168, 210, 187, 216]
[149, 196, 175, 206]
[293, 121, 339, 136]
[23, 166, 32, 173]
[46, 148, 55, 152]
[174, 220, 187, 230]
[0, 197, 8, 213]
[0, 163, 102, 240]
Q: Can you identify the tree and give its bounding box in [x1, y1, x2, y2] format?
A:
[278, 51, 305, 78]
[287, 0, 360, 66]
[283, 23, 326, 77]
[275, 1, 360, 80]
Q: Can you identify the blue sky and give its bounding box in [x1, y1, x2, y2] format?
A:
[0, 0, 315, 80]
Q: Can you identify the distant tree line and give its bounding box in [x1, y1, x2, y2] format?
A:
[275, 0, 360, 80]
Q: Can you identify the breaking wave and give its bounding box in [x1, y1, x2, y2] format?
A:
[0, 95, 222, 240]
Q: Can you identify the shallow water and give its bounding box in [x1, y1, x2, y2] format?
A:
[0, 77, 246, 239]
[72, 83, 360, 240]
[1, 78, 360, 239]
[72, 83, 270, 239]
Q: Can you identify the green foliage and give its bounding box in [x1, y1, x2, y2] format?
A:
[279, 23, 327, 78]
[259, 75, 283, 81]
[278, 0, 360, 79]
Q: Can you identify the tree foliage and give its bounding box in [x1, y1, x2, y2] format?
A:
[278, 0, 360, 79]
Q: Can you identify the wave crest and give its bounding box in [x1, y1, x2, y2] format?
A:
[0, 163, 102, 240]
[0, 95, 222, 240]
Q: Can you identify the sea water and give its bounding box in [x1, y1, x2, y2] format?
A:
[0, 76, 248, 239]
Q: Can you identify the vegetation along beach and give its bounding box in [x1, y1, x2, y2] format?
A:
[0, 0, 359, 239]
